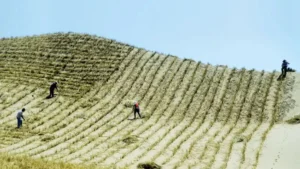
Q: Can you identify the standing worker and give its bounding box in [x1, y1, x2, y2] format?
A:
[281, 60, 289, 79]
[16, 108, 25, 128]
[133, 101, 142, 119]
[49, 82, 58, 98]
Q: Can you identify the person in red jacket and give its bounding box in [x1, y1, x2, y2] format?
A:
[133, 101, 142, 119]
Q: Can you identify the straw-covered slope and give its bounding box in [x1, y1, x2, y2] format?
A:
[0, 33, 133, 97]
[0, 33, 295, 169]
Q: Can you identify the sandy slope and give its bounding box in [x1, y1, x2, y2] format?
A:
[0, 34, 298, 169]
[257, 73, 300, 169]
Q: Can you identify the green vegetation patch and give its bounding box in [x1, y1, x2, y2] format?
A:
[0, 153, 110, 169]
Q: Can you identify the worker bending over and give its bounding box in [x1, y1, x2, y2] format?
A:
[49, 82, 58, 98]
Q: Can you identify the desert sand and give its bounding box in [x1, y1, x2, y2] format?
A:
[257, 73, 300, 169]
[0, 34, 299, 169]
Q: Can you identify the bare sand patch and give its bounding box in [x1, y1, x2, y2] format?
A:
[258, 73, 300, 169]
[257, 124, 300, 169]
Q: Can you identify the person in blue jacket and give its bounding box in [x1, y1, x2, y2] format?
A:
[281, 60, 289, 78]
[16, 108, 25, 128]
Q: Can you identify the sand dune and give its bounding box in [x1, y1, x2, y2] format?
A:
[257, 73, 300, 169]
[0, 33, 298, 169]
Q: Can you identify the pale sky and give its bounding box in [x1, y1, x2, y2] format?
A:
[1, 0, 299, 71]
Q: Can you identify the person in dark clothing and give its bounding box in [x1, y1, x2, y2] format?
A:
[16, 108, 25, 128]
[49, 82, 58, 98]
[281, 60, 289, 78]
[133, 101, 142, 119]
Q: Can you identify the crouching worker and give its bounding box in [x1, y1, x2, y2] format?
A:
[133, 101, 142, 119]
[16, 108, 25, 128]
[49, 82, 58, 98]
[281, 60, 289, 79]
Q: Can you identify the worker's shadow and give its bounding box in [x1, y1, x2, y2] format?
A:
[128, 117, 144, 120]
[277, 74, 286, 81]
[45, 94, 57, 99]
